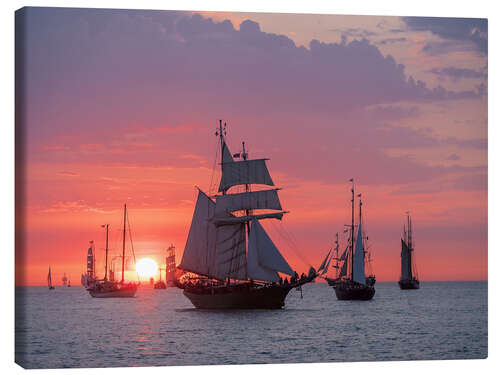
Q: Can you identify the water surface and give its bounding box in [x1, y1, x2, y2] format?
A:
[15, 282, 487, 368]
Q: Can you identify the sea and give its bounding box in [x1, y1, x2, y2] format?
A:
[15, 281, 487, 369]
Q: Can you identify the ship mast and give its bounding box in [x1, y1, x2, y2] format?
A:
[121, 204, 127, 284]
[408, 212, 413, 279]
[334, 232, 339, 279]
[102, 224, 109, 281]
[350, 179, 355, 281]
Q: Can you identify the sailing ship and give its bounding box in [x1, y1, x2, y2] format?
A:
[165, 244, 177, 287]
[48, 266, 55, 290]
[88, 204, 138, 298]
[62, 273, 68, 287]
[154, 267, 167, 289]
[332, 180, 375, 300]
[398, 213, 420, 290]
[176, 120, 318, 309]
[67, 280, 71, 287]
[81, 241, 96, 289]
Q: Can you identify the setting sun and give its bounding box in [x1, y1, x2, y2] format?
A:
[136, 258, 158, 278]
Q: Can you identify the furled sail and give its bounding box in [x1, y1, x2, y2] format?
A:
[218, 159, 274, 192]
[215, 189, 282, 215]
[247, 219, 294, 282]
[179, 189, 217, 278]
[352, 223, 366, 285]
[213, 211, 285, 226]
[401, 239, 411, 280]
[214, 223, 247, 281]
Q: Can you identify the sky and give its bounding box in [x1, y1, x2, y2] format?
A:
[15, 7, 487, 286]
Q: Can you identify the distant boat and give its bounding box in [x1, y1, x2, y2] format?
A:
[81, 241, 97, 290]
[154, 266, 167, 289]
[62, 273, 68, 287]
[88, 204, 138, 298]
[67, 280, 71, 287]
[48, 266, 55, 290]
[165, 244, 177, 287]
[332, 180, 375, 300]
[176, 120, 318, 309]
[398, 213, 420, 290]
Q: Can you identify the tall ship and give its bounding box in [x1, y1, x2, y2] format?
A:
[332, 180, 375, 300]
[398, 213, 420, 290]
[88, 204, 138, 298]
[47, 266, 55, 290]
[165, 244, 177, 287]
[176, 120, 317, 309]
[81, 241, 96, 289]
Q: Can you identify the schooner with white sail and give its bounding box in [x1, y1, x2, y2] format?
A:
[331, 180, 375, 300]
[176, 120, 318, 309]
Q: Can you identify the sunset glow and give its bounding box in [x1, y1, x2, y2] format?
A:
[136, 258, 158, 279]
[15, 8, 487, 286]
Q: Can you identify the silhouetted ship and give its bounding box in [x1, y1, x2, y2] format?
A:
[47, 266, 55, 290]
[176, 120, 317, 309]
[81, 241, 97, 289]
[88, 205, 137, 298]
[332, 180, 375, 300]
[165, 244, 177, 287]
[398, 213, 420, 290]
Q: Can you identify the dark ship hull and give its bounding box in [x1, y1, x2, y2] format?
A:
[180, 279, 312, 309]
[333, 280, 375, 300]
[325, 277, 339, 287]
[398, 278, 420, 290]
[88, 282, 137, 298]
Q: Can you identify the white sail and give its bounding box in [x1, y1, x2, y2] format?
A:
[247, 219, 294, 282]
[352, 223, 366, 285]
[179, 189, 217, 278]
[215, 189, 282, 215]
[219, 159, 274, 192]
[221, 139, 234, 165]
[214, 223, 247, 280]
[213, 211, 285, 226]
[401, 239, 411, 280]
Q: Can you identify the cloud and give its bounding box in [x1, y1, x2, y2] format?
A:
[376, 37, 407, 45]
[20, 8, 486, 189]
[427, 66, 487, 82]
[402, 16, 487, 55]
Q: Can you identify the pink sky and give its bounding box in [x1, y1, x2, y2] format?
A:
[15, 8, 487, 285]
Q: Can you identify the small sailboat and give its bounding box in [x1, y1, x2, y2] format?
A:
[332, 180, 375, 300]
[48, 267, 55, 290]
[67, 280, 71, 287]
[154, 266, 167, 289]
[62, 273, 68, 287]
[176, 120, 318, 309]
[88, 204, 138, 298]
[398, 213, 420, 290]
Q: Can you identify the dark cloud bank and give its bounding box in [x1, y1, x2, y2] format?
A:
[18, 8, 486, 189]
